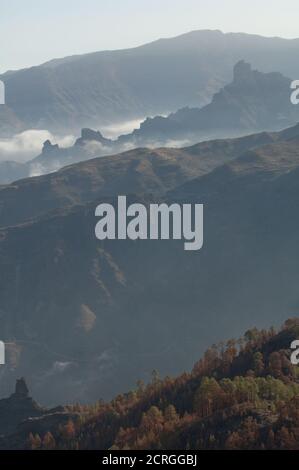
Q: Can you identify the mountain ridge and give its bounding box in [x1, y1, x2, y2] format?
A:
[3, 30, 299, 135]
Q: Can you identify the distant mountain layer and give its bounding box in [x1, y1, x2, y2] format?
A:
[2, 62, 299, 185]
[1, 124, 299, 404]
[0, 128, 282, 226]
[2, 30, 299, 134]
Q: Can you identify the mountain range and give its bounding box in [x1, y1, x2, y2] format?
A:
[2, 30, 299, 135]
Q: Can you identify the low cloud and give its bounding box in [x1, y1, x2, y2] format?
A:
[0, 119, 143, 164]
[101, 118, 145, 139]
[29, 161, 62, 178]
[0, 130, 75, 163]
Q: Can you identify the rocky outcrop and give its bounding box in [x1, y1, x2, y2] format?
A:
[0, 379, 45, 436]
[0, 380, 81, 449]
[121, 61, 297, 144]
[42, 140, 59, 155]
[75, 128, 112, 147]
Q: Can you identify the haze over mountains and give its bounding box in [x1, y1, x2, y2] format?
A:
[1, 27, 299, 414]
[1, 122, 299, 404]
[1, 61, 299, 185]
[2, 30, 299, 135]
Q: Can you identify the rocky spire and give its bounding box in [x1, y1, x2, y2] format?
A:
[42, 139, 59, 154]
[233, 60, 252, 83]
[14, 377, 29, 398]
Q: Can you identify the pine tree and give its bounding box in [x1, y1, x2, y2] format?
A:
[42, 432, 56, 450]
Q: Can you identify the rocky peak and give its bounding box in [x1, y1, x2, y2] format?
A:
[81, 128, 104, 141]
[14, 377, 29, 399]
[233, 60, 252, 83]
[75, 128, 113, 147]
[42, 140, 59, 154]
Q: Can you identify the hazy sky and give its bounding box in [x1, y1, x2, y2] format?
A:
[1, 0, 299, 72]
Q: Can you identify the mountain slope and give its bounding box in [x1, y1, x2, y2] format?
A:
[0, 129, 275, 227]
[1, 126, 299, 404]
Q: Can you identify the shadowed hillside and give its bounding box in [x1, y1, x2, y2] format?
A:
[1, 125, 299, 403]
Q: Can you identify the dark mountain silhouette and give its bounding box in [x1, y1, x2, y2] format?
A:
[120, 61, 298, 145]
[2, 30, 299, 134]
[1, 124, 299, 404]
